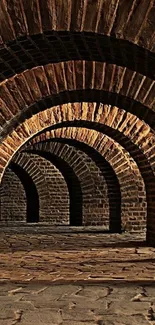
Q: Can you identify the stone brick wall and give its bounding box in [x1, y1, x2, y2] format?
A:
[0, 144, 110, 228]
[28, 131, 147, 232]
[0, 0, 154, 246]
[0, 168, 26, 222]
[1, 101, 154, 236]
[28, 153, 70, 224]
[0, 154, 70, 224]
[0, 127, 147, 232]
[81, 153, 109, 227]
[30, 141, 110, 227]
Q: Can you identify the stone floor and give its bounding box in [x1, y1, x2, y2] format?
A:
[0, 228, 155, 324]
[0, 283, 155, 325]
[0, 229, 154, 282]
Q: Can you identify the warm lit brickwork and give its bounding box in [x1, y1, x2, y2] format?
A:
[25, 141, 110, 227]
[1, 142, 112, 227]
[1, 102, 155, 241]
[0, 0, 154, 248]
[0, 168, 26, 222]
[0, 0, 154, 49]
[13, 152, 49, 222]
[23, 153, 70, 224]
[0, 2, 155, 323]
[0, 62, 154, 140]
[1, 103, 154, 173]
[26, 130, 147, 232]
[0, 0, 154, 82]
[1, 152, 70, 224]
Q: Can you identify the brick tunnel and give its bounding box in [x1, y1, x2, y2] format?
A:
[0, 1, 155, 324]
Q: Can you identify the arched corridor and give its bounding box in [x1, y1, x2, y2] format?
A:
[0, 1, 155, 324]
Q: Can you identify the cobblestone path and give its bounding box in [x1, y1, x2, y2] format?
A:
[0, 230, 154, 282]
[0, 283, 155, 325]
[0, 229, 155, 324]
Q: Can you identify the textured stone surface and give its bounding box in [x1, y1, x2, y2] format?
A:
[0, 230, 154, 283]
[0, 282, 154, 325]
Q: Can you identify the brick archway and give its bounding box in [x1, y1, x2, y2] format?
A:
[0, 1, 154, 80]
[12, 151, 52, 221]
[0, 165, 27, 223]
[31, 151, 83, 226]
[25, 134, 146, 233]
[1, 1, 154, 50]
[12, 149, 83, 226]
[0, 61, 154, 141]
[0, 102, 155, 243]
[26, 141, 120, 231]
[10, 162, 39, 223]
[28, 150, 84, 227]
[1, 1, 155, 314]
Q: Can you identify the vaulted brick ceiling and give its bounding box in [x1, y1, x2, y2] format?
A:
[0, 0, 155, 243]
[0, 0, 154, 137]
[0, 0, 154, 50]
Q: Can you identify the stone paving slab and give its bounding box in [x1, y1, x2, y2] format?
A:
[0, 225, 111, 233]
[0, 231, 154, 283]
[0, 283, 155, 325]
[0, 230, 154, 324]
[0, 230, 146, 252]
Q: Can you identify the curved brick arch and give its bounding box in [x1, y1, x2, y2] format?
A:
[9, 162, 39, 223]
[0, 61, 155, 140]
[19, 143, 97, 227]
[0, 1, 154, 61]
[26, 132, 147, 232]
[32, 148, 110, 228]
[0, 0, 154, 51]
[26, 141, 117, 230]
[0, 165, 27, 223]
[1, 103, 155, 176]
[0, 103, 155, 242]
[29, 150, 83, 226]
[12, 152, 52, 221]
[43, 142, 95, 193]
[0, 33, 154, 82]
